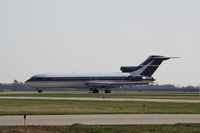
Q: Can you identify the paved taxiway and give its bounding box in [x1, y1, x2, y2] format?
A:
[0, 114, 200, 125]
[0, 96, 200, 103]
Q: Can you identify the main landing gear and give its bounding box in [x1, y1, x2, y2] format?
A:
[90, 88, 111, 93]
[92, 88, 99, 93]
[104, 89, 111, 93]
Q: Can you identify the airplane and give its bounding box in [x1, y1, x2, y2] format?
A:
[25, 55, 175, 93]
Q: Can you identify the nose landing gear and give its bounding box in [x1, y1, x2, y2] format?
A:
[37, 88, 43, 93]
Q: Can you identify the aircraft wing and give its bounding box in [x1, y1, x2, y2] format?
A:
[85, 82, 150, 87]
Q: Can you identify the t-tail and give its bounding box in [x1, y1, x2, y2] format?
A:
[121, 55, 176, 77]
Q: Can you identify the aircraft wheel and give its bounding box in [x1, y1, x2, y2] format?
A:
[37, 88, 43, 93]
[92, 89, 99, 93]
[105, 89, 111, 93]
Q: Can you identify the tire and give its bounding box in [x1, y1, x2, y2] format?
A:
[105, 89, 111, 93]
[92, 89, 99, 93]
[38, 89, 43, 93]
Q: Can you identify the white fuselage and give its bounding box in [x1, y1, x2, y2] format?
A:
[25, 73, 132, 88]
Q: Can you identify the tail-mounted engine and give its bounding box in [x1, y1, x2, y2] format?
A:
[128, 76, 155, 81]
[120, 66, 139, 73]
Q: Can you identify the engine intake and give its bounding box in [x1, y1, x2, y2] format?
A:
[120, 66, 139, 73]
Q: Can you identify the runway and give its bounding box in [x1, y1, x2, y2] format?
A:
[0, 114, 200, 125]
[0, 96, 200, 103]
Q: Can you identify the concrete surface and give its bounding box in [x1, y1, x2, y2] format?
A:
[0, 96, 200, 103]
[0, 114, 200, 125]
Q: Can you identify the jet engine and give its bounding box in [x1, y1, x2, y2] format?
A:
[120, 66, 139, 73]
[129, 76, 155, 81]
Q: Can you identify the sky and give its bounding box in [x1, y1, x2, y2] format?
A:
[0, 0, 200, 86]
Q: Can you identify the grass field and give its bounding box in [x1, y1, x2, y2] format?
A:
[0, 99, 200, 115]
[0, 123, 200, 133]
[0, 92, 200, 99]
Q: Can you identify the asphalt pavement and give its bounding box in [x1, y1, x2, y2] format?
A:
[0, 96, 200, 103]
[0, 114, 199, 125]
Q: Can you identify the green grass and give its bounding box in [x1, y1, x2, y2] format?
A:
[0, 92, 200, 99]
[1, 123, 200, 133]
[67, 123, 200, 133]
[0, 99, 200, 115]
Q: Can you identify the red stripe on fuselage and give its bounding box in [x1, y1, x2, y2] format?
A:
[26, 80, 151, 83]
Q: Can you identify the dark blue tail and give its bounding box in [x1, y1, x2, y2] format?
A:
[121, 55, 172, 77]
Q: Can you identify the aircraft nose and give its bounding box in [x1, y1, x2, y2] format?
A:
[25, 79, 31, 84]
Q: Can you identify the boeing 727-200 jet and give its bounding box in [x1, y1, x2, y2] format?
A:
[25, 55, 175, 93]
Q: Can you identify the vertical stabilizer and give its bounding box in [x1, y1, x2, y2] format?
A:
[130, 55, 171, 77]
